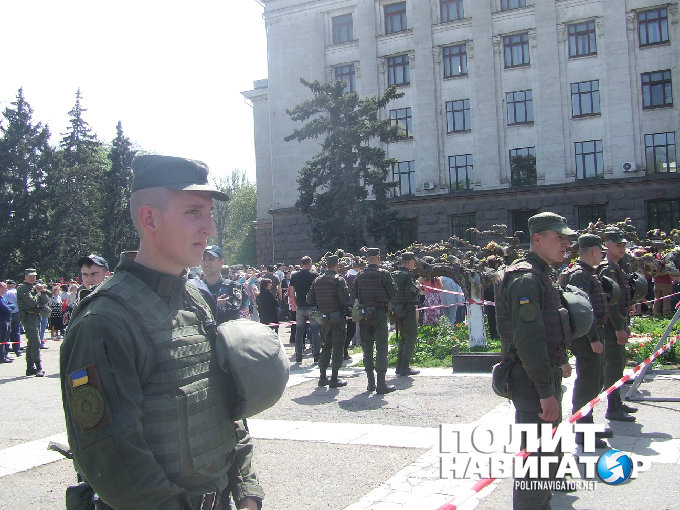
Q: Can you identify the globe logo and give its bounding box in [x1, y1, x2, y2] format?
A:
[597, 449, 633, 485]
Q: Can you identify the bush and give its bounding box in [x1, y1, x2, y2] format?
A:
[627, 316, 680, 366]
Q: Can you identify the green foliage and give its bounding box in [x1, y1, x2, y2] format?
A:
[285, 79, 404, 253]
[211, 170, 257, 266]
[510, 153, 536, 186]
[627, 316, 680, 366]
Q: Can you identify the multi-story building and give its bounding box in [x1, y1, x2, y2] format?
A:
[243, 0, 679, 264]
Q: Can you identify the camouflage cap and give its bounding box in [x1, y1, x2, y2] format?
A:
[401, 252, 416, 261]
[25, 268, 37, 276]
[365, 247, 380, 257]
[604, 228, 627, 243]
[578, 234, 605, 250]
[131, 154, 229, 201]
[528, 212, 577, 236]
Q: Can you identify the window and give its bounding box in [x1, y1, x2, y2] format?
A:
[642, 70, 673, 108]
[451, 214, 476, 245]
[639, 8, 669, 47]
[501, 0, 526, 11]
[391, 218, 418, 250]
[571, 80, 600, 117]
[568, 21, 597, 58]
[503, 33, 530, 68]
[387, 54, 410, 86]
[575, 140, 604, 179]
[446, 99, 471, 132]
[448, 154, 473, 191]
[334, 64, 356, 93]
[443, 44, 467, 78]
[441, 0, 463, 22]
[390, 107, 413, 139]
[332, 14, 353, 44]
[645, 132, 677, 174]
[512, 209, 538, 244]
[392, 161, 415, 196]
[506, 90, 533, 125]
[510, 147, 536, 186]
[648, 198, 680, 232]
[385, 2, 407, 34]
[578, 205, 607, 229]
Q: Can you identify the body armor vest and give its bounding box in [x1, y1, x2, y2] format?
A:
[356, 268, 390, 308]
[599, 261, 631, 314]
[495, 259, 571, 366]
[392, 269, 418, 304]
[560, 263, 608, 327]
[313, 273, 343, 314]
[73, 270, 238, 487]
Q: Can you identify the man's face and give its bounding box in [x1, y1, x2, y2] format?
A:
[81, 264, 107, 288]
[25, 274, 36, 284]
[605, 241, 626, 261]
[7, 283, 15, 289]
[404, 259, 416, 271]
[534, 230, 571, 265]
[201, 252, 223, 279]
[582, 246, 604, 267]
[154, 190, 217, 273]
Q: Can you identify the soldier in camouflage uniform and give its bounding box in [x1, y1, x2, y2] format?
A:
[391, 252, 420, 376]
[598, 228, 637, 422]
[560, 234, 612, 448]
[494, 212, 575, 510]
[354, 248, 397, 394]
[16, 268, 46, 377]
[60, 155, 263, 510]
[307, 253, 350, 388]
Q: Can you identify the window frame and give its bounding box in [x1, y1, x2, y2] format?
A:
[509, 147, 537, 186]
[641, 70, 673, 109]
[577, 205, 607, 230]
[331, 13, 354, 45]
[645, 132, 677, 174]
[392, 160, 415, 197]
[334, 64, 356, 93]
[568, 20, 597, 58]
[503, 33, 530, 68]
[511, 208, 539, 244]
[574, 139, 604, 180]
[387, 54, 411, 87]
[450, 213, 477, 245]
[647, 198, 680, 233]
[442, 43, 468, 78]
[506, 89, 534, 125]
[448, 154, 474, 192]
[445, 99, 471, 133]
[570, 79, 600, 118]
[384, 2, 407, 34]
[390, 107, 413, 140]
[501, 0, 526, 11]
[638, 7, 669, 47]
[440, 0, 464, 23]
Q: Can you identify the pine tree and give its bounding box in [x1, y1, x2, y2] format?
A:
[102, 121, 138, 265]
[0, 88, 53, 278]
[285, 80, 403, 253]
[45, 89, 107, 277]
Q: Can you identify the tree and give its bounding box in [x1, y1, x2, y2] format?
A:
[45, 89, 108, 277]
[211, 170, 257, 265]
[0, 88, 53, 278]
[285, 79, 403, 253]
[102, 121, 138, 264]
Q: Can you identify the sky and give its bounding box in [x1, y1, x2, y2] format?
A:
[0, 0, 268, 183]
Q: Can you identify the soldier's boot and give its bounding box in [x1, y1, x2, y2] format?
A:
[366, 371, 376, 392]
[25, 362, 36, 377]
[621, 403, 638, 414]
[34, 362, 45, 377]
[318, 368, 329, 387]
[605, 392, 635, 422]
[376, 372, 396, 394]
[399, 365, 420, 377]
[329, 369, 347, 388]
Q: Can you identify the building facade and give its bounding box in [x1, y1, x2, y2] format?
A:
[242, 0, 680, 264]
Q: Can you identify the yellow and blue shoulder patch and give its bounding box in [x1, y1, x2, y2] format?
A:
[68, 365, 110, 433]
[70, 369, 89, 387]
[519, 297, 530, 305]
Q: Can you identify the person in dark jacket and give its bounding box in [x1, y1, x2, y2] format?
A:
[256, 278, 279, 333]
[0, 282, 14, 363]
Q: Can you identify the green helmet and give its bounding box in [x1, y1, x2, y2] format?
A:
[600, 275, 620, 306]
[561, 285, 594, 339]
[628, 272, 648, 303]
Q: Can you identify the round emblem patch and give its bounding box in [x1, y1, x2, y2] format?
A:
[519, 303, 538, 322]
[71, 385, 105, 429]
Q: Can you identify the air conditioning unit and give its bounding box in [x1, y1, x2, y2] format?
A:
[423, 181, 437, 190]
[622, 161, 636, 172]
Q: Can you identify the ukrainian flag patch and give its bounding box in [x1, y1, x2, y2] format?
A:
[71, 369, 89, 387]
[519, 297, 530, 305]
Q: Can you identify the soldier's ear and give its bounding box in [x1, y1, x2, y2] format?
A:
[138, 206, 157, 232]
